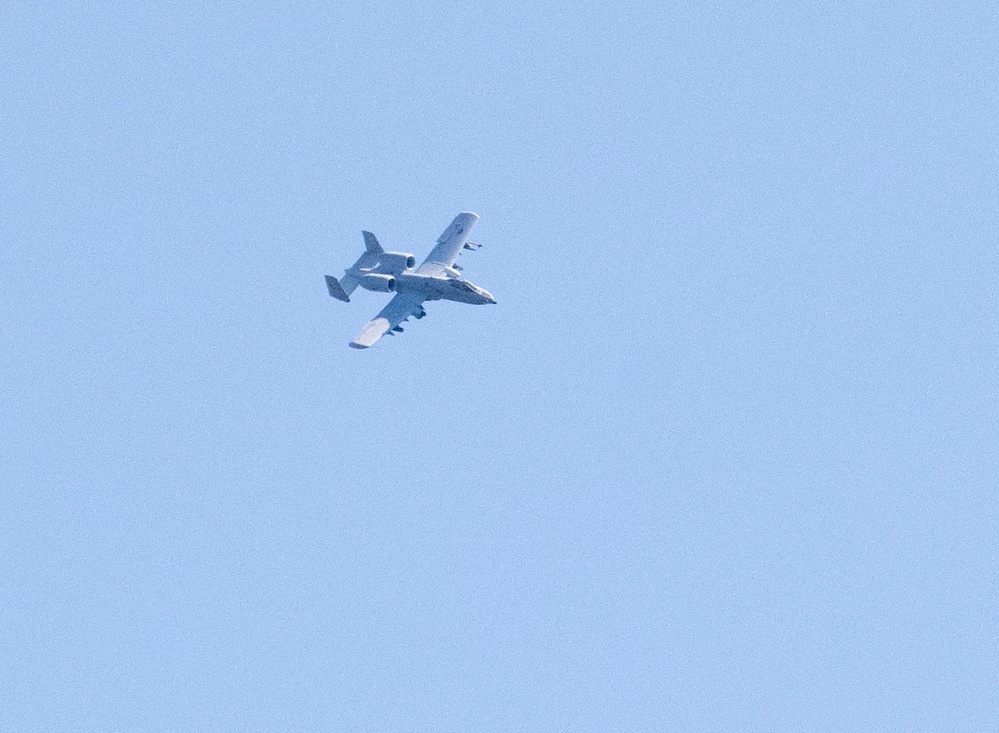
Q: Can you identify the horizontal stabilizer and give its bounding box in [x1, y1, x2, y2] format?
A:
[325, 275, 350, 302]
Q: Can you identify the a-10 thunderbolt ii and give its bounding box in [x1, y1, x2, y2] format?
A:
[325, 212, 495, 349]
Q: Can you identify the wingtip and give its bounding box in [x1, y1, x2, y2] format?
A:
[349, 341, 369, 349]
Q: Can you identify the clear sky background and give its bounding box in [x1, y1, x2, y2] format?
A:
[2, 2, 996, 730]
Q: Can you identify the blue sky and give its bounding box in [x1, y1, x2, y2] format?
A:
[3, 1, 997, 730]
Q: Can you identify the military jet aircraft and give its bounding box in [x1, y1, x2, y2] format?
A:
[325, 212, 495, 349]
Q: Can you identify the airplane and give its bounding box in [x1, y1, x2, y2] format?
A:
[325, 212, 496, 349]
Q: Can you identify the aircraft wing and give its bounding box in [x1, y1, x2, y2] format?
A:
[415, 212, 479, 274]
[350, 292, 426, 349]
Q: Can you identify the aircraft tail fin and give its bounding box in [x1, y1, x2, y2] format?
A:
[362, 231, 383, 254]
[331, 232, 383, 301]
[326, 229, 389, 303]
[325, 275, 351, 302]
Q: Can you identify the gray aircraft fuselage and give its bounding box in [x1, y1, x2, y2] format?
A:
[326, 212, 494, 348]
[376, 270, 495, 305]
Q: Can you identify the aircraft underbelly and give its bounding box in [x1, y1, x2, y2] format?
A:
[396, 274, 468, 303]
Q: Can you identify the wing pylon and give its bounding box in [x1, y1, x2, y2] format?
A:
[350, 293, 426, 349]
[415, 212, 479, 275]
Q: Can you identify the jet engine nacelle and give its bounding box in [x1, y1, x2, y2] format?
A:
[359, 273, 396, 292]
[380, 252, 417, 272]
